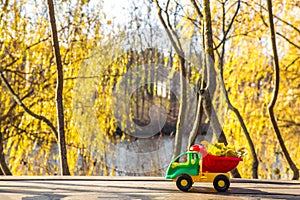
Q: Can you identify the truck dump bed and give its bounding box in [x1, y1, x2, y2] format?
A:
[190, 144, 242, 173]
[202, 154, 242, 173]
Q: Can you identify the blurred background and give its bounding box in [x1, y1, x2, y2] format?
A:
[0, 0, 299, 180]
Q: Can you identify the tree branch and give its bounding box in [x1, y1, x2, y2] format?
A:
[0, 71, 58, 140]
[276, 32, 300, 50]
[0, 89, 33, 121]
[47, 0, 70, 175]
[190, 0, 203, 18]
[242, 0, 300, 34]
[285, 57, 300, 71]
[266, 0, 299, 180]
[154, 0, 183, 55]
[214, 0, 241, 50]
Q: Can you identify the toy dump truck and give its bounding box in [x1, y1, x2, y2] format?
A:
[165, 144, 242, 192]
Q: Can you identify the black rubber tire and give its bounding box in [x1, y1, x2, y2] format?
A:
[213, 174, 230, 192]
[176, 174, 193, 192]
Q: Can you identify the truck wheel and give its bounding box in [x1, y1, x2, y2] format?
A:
[213, 175, 230, 192]
[176, 174, 193, 192]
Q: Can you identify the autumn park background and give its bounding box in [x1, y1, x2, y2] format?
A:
[0, 0, 299, 181]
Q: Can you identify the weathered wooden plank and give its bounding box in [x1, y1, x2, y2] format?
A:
[0, 177, 299, 199]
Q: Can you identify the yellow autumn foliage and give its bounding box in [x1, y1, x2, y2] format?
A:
[0, 0, 299, 179]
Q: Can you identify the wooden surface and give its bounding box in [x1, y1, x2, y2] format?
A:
[0, 176, 299, 199]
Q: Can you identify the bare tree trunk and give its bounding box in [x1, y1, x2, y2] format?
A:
[188, 0, 228, 147]
[202, 0, 227, 144]
[201, 90, 227, 144]
[188, 15, 205, 149]
[219, 64, 258, 178]
[266, 0, 299, 180]
[173, 57, 187, 157]
[188, 87, 204, 148]
[154, 0, 187, 158]
[203, 0, 216, 94]
[203, 0, 241, 177]
[215, 0, 258, 178]
[47, 0, 70, 175]
[0, 132, 12, 175]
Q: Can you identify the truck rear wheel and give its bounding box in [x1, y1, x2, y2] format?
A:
[213, 175, 230, 192]
[176, 174, 193, 192]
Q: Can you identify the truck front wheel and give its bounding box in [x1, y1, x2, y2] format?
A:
[213, 175, 230, 192]
[176, 174, 193, 192]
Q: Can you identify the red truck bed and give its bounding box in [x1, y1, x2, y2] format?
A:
[190, 144, 242, 173]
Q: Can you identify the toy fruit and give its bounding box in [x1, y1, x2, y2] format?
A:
[165, 144, 243, 192]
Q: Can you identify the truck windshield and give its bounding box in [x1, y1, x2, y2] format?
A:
[173, 152, 200, 164]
